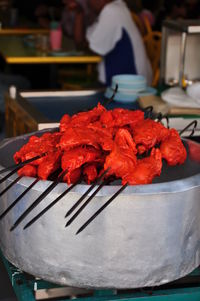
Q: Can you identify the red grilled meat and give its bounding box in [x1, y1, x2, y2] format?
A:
[37, 151, 62, 180]
[58, 126, 113, 152]
[122, 148, 162, 185]
[83, 164, 98, 184]
[63, 167, 82, 185]
[14, 132, 61, 164]
[100, 108, 144, 129]
[132, 119, 169, 154]
[104, 129, 137, 180]
[160, 128, 187, 166]
[61, 146, 102, 172]
[59, 114, 71, 132]
[18, 165, 37, 177]
[13, 103, 187, 187]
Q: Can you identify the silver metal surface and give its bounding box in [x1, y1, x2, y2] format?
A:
[160, 20, 200, 86]
[179, 32, 187, 87]
[162, 20, 200, 33]
[0, 132, 200, 289]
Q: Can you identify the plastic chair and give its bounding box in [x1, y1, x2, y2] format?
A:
[131, 11, 146, 36]
[131, 11, 161, 86]
[143, 31, 162, 87]
[132, 11, 154, 36]
[143, 15, 153, 35]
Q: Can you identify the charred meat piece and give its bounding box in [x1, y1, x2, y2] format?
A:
[104, 129, 137, 180]
[61, 146, 102, 172]
[17, 165, 37, 177]
[14, 132, 61, 164]
[187, 140, 200, 163]
[37, 151, 62, 180]
[83, 164, 98, 184]
[100, 108, 144, 129]
[58, 126, 113, 152]
[60, 103, 106, 130]
[112, 108, 144, 128]
[160, 129, 187, 166]
[114, 128, 137, 154]
[87, 124, 114, 151]
[60, 103, 106, 132]
[122, 148, 162, 185]
[70, 103, 106, 127]
[59, 127, 99, 151]
[59, 114, 71, 132]
[132, 119, 169, 154]
[63, 167, 82, 185]
[100, 110, 114, 127]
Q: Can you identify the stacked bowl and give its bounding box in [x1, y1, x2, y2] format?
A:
[105, 74, 156, 103]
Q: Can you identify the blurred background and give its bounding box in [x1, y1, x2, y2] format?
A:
[0, 0, 200, 138]
[1, 1, 200, 300]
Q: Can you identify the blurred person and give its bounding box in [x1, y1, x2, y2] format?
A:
[0, 0, 12, 27]
[139, 0, 159, 28]
[167, 0, 187, 19]
[124, 0, 141, 13]
[34, 3, 50, 28]
[64, 0, 152, 86]
[186, 0, 199, 18]
[13, 0, 62, 28]
[34, 1, 62, 28]
[61, 0, 95, 37]
[155, 0, 187, 30]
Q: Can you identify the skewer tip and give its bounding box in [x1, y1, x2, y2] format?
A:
[76, 228, 82, 235]
[65, 220, 70, 227]
[23, 223, 29, 230]
[0, 214, 5, 221]
[10, 224, 16, 232]
[65, 211, 70, 218]
[0, 212, 5, 220]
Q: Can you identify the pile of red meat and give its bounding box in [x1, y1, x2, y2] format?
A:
[14, 103, 187, 186]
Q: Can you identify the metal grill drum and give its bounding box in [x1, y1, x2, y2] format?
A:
[0, 131, 200, 289]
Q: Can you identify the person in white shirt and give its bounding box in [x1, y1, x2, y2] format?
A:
[64, 0, 152, 86]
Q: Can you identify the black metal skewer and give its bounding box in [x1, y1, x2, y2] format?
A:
[65, 168, 109, 218]
[0, 175, 22, 197]
[10, 169, 68, 231]
[65, 180, 108, 227]
[143, 106, 153, 119]
[0, 166, 22, 185]
[157, 114, 169, 128]
[179, 120, 197, 137]
[102, 84, 118, 107]
[151, 112, 169, 128]
[0, 178, 39, 220]
[80, 84, 118, 113]
[156, 112, 163, 121]
[0, 154, 44, 176]
[23, 180, 79, 230]
[76, 184, 128, 235]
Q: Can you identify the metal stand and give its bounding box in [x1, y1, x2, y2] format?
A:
[179, 32, 187, 87]
[1, 250, 200, 301]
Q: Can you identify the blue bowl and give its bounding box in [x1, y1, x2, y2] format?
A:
[105, 86, 157, 104]
[111, 74, 147, 93]
[105, 87, 138, 103]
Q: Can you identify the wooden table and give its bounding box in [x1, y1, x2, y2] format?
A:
[0, 28, 50, 35]
[0, 35, 101, 64]
[0, 35, 101, 88]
